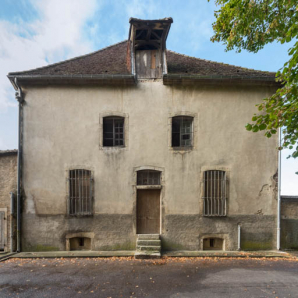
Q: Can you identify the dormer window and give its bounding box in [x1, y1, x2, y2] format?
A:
[129, 18, 173, 79]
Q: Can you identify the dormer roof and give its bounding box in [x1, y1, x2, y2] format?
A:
[129, 17, 173, 50]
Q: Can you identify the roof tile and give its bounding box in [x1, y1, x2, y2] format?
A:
[9, 41, 276, 80]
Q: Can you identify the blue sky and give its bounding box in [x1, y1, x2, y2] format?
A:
[0, 0, 297, 194]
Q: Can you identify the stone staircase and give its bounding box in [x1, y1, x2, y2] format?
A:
[134, 234, 161, 259]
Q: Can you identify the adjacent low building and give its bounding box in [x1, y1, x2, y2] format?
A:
[0, 150, 17, 252]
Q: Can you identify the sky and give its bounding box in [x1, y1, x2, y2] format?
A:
[0, 0, 297, 195]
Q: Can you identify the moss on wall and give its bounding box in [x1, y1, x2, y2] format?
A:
[99, 241, 135, 251]
[241, 241, 272, 251]
[161, 239, 186, 251]
[24, 244, 59, 252]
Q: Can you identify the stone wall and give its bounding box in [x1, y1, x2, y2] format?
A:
[281, 196, 298, 250]
[0, 150, 17, 252]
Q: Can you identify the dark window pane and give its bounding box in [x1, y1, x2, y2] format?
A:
[103, 138, 113, 146]
[172, 118, 180, 133]
[172, 116, 193, 147]
[103, 119, 113, 132]
[172, 132, 180, 147]
[103, 117, 124, 147]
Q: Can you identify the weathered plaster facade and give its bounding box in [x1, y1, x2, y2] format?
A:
[19, 81, 278, 251]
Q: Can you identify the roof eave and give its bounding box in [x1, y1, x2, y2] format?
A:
[163, 74, 281, 87]
[7, 74, 136, 89]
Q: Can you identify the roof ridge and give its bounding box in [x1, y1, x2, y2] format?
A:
[9, 40, 128, 75]
[167, 49, 275, 74]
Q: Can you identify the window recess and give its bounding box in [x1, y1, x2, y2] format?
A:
[69, 169, 93, 216]
[172, 116, 193, 148]
[203, 170, 227, 216]
[103, 116, 125, 147]
[137, 170, 161, 186]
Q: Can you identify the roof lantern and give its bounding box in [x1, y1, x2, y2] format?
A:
[129, 17, 173, 51]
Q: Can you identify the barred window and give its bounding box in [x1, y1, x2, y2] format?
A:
[69, 169, 93, 215]
[203, 170, 227, 216]
[103, 116, 124, 147]
[172, 116, 193, 147]
[137, 170, 161, 185]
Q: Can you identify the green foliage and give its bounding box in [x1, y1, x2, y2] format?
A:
[210, 0, 298, 159]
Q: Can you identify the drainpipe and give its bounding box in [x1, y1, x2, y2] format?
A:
[277, 127, 282, 250]
[237, 224, 241, 251]
[10, 192, 14, 252]
[14, 78, 24, 253]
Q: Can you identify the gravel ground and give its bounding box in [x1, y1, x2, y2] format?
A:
[0, 257, 298, 298]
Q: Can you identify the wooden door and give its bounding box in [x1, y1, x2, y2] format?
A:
[137, 189, 160, 234]
[136, 50, 162, 79]
[0, 211, 5, 251]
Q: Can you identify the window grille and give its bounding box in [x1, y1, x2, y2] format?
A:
[103, 117, 124, 147]
[69, 169, 93, 215]
[203, 170, 227, 216]
[137, 170, 161, 185]
[172, 116, 193, 147]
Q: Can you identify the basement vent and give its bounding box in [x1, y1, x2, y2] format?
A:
[70, 237, 91, 251]
[203, 238, 224, 251]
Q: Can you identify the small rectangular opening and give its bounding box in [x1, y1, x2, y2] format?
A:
[70, 237, 91, 251]
[203, 238, 224, 250]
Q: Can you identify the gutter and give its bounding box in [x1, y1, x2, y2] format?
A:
[163, 74, 280, 86]
[277, 127, 282, 250]
[7, 74, 136, 89]
[14, 78, 24, 253]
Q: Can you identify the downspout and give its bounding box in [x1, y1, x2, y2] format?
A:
[277, 127, 282, 250]
[237, 224, 241, 251]
[14, 77, 24, 253]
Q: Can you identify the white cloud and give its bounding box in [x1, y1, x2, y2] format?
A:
[0, 0, 99, 113]
[123, 0, 158, 19]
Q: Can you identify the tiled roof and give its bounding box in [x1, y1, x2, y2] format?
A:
[9, 41, 130, 76]
[8, 41, 276, 81]
[166, 50, 276, 79]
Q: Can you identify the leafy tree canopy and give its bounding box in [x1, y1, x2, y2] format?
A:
[210, 0, 298, 158]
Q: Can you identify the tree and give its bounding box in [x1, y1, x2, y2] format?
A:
[210, 0, 298, 159]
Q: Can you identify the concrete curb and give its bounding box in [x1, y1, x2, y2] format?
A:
[0, 252, 18, 262]
[1, 250, 296, 262]
[163, 250, 293, 258]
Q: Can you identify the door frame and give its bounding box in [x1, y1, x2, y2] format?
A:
[133, 166, 165, 236]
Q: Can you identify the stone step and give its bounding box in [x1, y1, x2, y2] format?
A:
[137, 234, 160, 240]
[137, 240, 161, 246]
[134, 251, 161, 259]
[136, 245, 161, 252]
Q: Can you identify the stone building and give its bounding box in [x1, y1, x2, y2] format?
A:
[281, 196, 298, 250]
[0, 150, 17, 252]
[7, 18, 281, 255]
